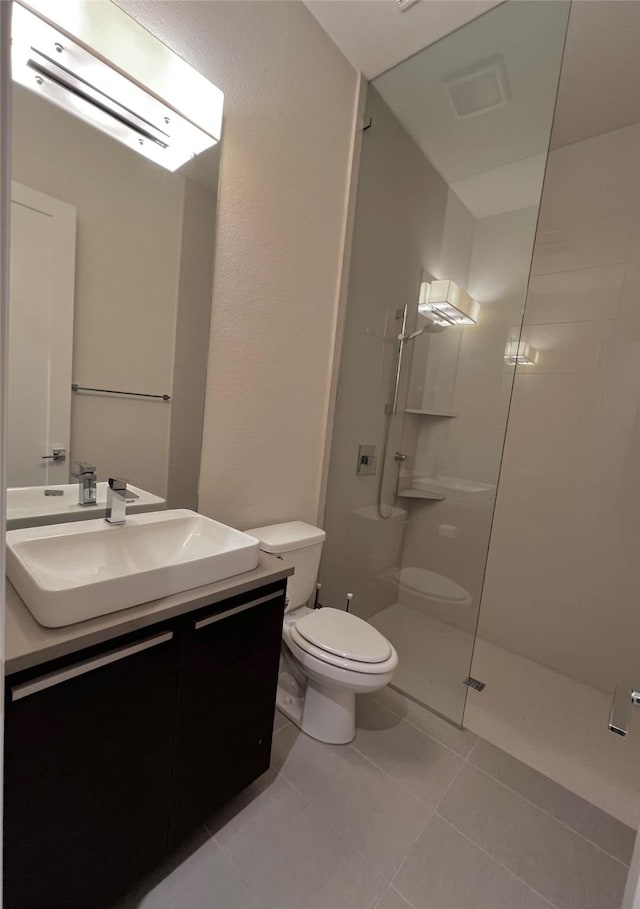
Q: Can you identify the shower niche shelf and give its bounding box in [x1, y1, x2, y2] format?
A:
[405, 408, 457, 418]
[397, 488, 446, 501]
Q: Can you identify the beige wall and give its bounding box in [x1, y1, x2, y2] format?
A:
[11, 86, 183, 497]
[118, 0, 359, 530]
[478, 122, 640, 694]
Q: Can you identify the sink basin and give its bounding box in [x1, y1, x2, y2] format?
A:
[7, 509, 260, 627]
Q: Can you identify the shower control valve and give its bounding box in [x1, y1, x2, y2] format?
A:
[357, 445, 377, 476]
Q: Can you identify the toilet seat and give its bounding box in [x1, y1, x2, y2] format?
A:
[289, 608, 395, 674]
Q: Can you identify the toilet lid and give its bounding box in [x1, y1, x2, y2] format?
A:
[294, 608, 392, 663]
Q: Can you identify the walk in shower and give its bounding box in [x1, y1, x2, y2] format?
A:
[321, 0, 571, 726]
[321, 0, 640, 831]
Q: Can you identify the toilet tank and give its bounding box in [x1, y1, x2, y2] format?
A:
[245, 521, 326, 611]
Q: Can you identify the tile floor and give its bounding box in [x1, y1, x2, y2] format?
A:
[116, 689, 635, 909]
[371, 601, 640, 826]
[466, 638, 640, 828]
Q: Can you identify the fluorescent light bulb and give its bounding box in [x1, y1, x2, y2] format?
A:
[418, 279, 479, 326]
[11, 3, 219, 172]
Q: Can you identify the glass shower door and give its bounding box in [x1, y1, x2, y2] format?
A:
[319, 0, 570, 726]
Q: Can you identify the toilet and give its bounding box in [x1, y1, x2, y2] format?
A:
[246, 521, 398, 744]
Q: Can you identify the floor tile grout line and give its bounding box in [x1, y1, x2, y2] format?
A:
[460, 758, 631, 868]
[390, 883, 416, 909]
[349, 735, 462, 810]
[283, 744, 435, 888]
[271, 750, 397, 896]
[279, 715, 436, 817]
[432, 750, 468, 815]
[357, 707, 469, 771]
[207, 830, 260, 905]
[434, 812, 559, 909]
[343, 739, 442, 869]
[381, 753, 473, 902]
[373, 882, 418, 909]
[372, 693, 477, 760]
[206, 774, 383, 909]
[275, 720, 438, 886]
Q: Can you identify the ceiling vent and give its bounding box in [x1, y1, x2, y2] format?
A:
[443, 54, 511, 119]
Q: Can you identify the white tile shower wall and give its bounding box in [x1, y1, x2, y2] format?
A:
[478, 123, 640, 694]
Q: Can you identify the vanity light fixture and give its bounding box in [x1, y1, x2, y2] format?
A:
[418, 279, 480, 326]
[504, 340, 538, 366]
[11, 3, 221, 172]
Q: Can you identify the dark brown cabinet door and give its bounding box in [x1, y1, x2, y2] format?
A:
[169, 585, 285, 845]
[4, 626, 179, 909]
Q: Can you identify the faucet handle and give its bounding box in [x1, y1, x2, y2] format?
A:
[108, 477, 127, 493]
[71, 460, 96, 477]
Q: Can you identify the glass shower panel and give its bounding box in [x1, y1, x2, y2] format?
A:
[466, 0, 640, 827]
[319, 0, 570, 726]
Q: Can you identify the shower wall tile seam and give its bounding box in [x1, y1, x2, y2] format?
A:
[431, 813, 559, 909]
[459, 755, 632, 869]
[522, 316, 618, 327]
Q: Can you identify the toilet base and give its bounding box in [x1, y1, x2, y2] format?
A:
[275, 676, 356, 744]
[302, 679, 356, 744]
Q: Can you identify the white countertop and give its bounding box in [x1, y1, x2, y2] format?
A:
[5, 553, 292, 675]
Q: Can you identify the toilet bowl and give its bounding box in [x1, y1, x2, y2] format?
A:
[247, 521, 398, 745]
[393, 565, 472, 630]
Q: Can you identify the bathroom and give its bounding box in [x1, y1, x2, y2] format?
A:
[0, 0, 639, 907]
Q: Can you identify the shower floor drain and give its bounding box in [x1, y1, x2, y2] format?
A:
[464, 676, 486, 692]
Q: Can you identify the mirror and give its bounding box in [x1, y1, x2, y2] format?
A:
[7, 2, 221, 527]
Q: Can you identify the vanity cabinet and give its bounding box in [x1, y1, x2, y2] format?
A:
[170, 588, 284, 845]
[4, 581, 286, 909]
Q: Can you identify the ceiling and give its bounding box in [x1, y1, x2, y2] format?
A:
[305, 1, 640, 220]
[303, 0, 501, 80]
[372, 1, 569, 217]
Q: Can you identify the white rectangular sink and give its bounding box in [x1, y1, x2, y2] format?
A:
[7, 482, 166, 531]
[7, 509, 260, 628]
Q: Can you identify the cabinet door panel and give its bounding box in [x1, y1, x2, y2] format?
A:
[170, 588, 285, 844]
[4, 628, 179, 909]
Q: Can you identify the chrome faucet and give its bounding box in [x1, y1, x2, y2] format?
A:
[71, 461, 97, 506]
[105, 477, 128, 525]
